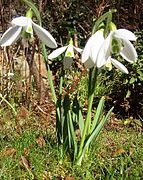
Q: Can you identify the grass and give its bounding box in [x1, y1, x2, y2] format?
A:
[0, 113, 143, 180]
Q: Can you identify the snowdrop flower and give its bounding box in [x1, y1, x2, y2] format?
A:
[81, 30, 104, 68]
[0, 9, 57, 48]
[48, 38, 82, 69]
[96, 23, 137, 73]
[82, 23, 137, 74]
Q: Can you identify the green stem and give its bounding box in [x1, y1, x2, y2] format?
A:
[77, 68, 98, 160]
[59, 67, 64, 95]
[42, 44, 61, 121]
[92, 9, 117, 34]
[42, 44, 57, 104]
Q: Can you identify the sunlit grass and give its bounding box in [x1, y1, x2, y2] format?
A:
[0, 117, 143, 179]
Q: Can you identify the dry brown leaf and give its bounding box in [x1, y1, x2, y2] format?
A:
[24, 148, 30, 156]
[64, 177, 75, 180]
[129, 147, 135, 156]
[20, 156, 34, 179]
[36, 135, 46, 148]
[20, 156, 31, 170]
[42, 171, 53, 180]
[2, 147, 16, 157]
[113, 148, 126, 156]
[129, 144, 136, 156]
[16, 106, 30, 123]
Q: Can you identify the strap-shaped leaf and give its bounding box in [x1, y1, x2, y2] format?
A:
[68, 111, 77, 159]
[91, 96, 105, 133]
[78, 106, 114, 164]
[72, 96, 84, 136]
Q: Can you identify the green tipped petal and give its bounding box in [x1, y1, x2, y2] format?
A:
[32, 22, 57, 48]
[48, 46, 68, 59]
[120, 39, 138, 63]
[26, 18, 33, 34]
[111, 58, 128, 74]
[0, 26, 22, 46]
[65, 44, 74, 57]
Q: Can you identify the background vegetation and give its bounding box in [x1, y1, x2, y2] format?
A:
[0, 0, 143, 179]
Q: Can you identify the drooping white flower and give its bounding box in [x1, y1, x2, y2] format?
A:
[96, 28, 137, 73]
[48, 38, 82, 69]
[81, 30, 104, 68]
[82, 25, 137, 73]
[0, 15, 57, 48]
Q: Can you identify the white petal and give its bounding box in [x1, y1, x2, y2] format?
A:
[48, 46, 68, 59]
[96, 44, 106, 68]
[63, 57, 73, 69]
[65, 44, 74, 57]
[120, 39, 138, 62]
[81, 35, 94, 63]
[96, 33, 111, 68]
[73, 46, 83, 53]
[32, 22, 57, 48]
[113, 29, 137, 41]
[84, 58, 95, 68]
[81, 30, 104, 64]
[0, 26, 22, 46]
[12, 16, 29, 27]
[90, 31, 104, 64]
[111, 58, 128, 74]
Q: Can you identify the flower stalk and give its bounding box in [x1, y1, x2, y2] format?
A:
[77, 67, 98, 164]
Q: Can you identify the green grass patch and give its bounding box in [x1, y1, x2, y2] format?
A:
[0, 121, 143, 179]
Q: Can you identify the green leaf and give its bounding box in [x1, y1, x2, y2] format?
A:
[22, 0, 42, 25]
[91, 96, 105, 133]
[68, 110, 77, 159]
[126, 90, 131, 98]
[79, 111, 84, 137]
[137, 70, 143, 80]
[62, 95, 71, 143]
[67, 115, 72, 149]
[72, 96, 84, 136]
[78, 106, 114, 164]
[129, 77, 136, 84]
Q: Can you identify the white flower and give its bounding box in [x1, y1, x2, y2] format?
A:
[81, 30, 104, 68]
[0, 16, 57, 48]
[96, 29, 137, 73]
[82, 28, 137, 74]
[48, 38, 82, 69]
